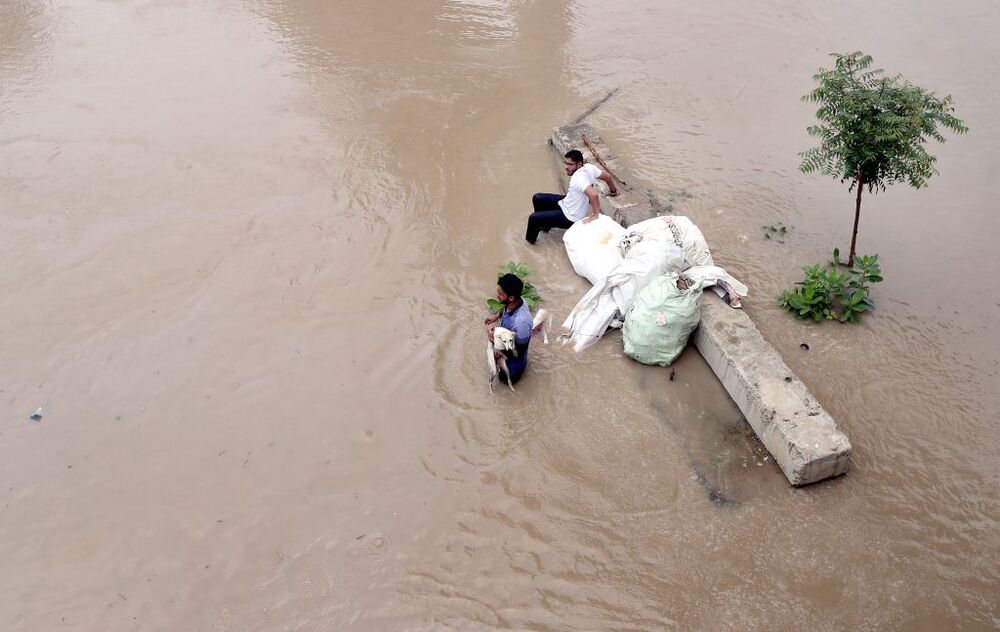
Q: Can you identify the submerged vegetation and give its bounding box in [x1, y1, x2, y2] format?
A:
[779, 251, 883, 323]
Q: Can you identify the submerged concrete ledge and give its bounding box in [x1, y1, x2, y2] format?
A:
[550, 123, 852, 486]
[694, 300, 851, 485]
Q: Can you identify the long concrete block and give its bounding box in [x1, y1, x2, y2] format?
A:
[550, 123, 852, 486]
[694, 300, 851, 484]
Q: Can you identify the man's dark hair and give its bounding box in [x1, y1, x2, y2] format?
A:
[564, 149, 584, 164]
[497, 273, 524, 298]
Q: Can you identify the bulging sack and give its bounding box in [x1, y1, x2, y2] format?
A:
[561, 217, 685, 352]
[562, 215, 626, 285]
[629, 216, 749, 303]
[622, 273, 704, 366]
[648, 215, 715, 268]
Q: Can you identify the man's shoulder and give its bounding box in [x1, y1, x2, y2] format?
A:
[514, 302, 533, 321]
[512, 303, 534, 332]
[572, 163, 601, 184]
[502, 302, 532, 323]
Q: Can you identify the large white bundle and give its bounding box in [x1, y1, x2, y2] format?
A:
[561, 214, 749, 352]
[645, 216, 748, 303]
[560, 292, 621, 352]
[562, 215, 626, 285]
[562, 218, 686, 352]
[632, 215, 715, 267]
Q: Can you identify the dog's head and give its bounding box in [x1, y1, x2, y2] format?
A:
[492, 327, 517, 352]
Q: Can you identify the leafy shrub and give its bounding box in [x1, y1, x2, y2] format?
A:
[486, 261, 544, 312]
[779, 253, 883, 323]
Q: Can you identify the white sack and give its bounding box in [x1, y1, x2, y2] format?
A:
[683, 265, 749, 297]
[651, 215, 716, 267]
[649, 215, 749, 300]
[562, 215, 626, 285]
[561, 214, 749, 353]
[562, 218, 686, 352]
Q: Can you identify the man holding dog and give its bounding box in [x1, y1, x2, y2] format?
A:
[484, 273, 534, 386]
[525, 149, 618, 244]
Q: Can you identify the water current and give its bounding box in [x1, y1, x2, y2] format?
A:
[1, 0, 998, 629]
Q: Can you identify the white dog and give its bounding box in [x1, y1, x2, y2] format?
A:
[488, 326, 517, 392]
[487, 309, 551, 393]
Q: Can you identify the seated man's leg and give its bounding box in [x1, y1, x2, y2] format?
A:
[532, 193, 564, 213]
[526, 210, 574, 244]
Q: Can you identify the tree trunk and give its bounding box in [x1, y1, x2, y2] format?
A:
[848, 172, 864, 267]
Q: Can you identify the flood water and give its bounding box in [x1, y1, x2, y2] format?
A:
[1, 0, 998, 629]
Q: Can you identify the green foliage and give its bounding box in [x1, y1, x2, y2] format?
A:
[799, 51, 967, 265]
[779, 252, 883, 323]
[486, 261, 544, 312]
[800, 52, 967, 190]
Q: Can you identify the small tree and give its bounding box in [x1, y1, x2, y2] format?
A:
[799, 52, 967, 266]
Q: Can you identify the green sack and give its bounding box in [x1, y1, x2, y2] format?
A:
[623, 274, 703, 366]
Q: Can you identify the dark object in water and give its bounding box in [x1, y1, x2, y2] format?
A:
[698, 471, 738, 508]
[571, 88, 619, 125]
[648, 395, 740, 509]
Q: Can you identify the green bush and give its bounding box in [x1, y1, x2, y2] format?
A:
[486, 261, 544, 312]
[779, 253, 883, 323]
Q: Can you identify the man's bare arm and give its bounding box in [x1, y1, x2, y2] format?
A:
[582, 186, 602, 223]
[597, 171, 619, 196]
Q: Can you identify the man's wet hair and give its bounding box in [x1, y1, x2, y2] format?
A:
[564, 149, 584, 164]
[497, 273, 524, 298]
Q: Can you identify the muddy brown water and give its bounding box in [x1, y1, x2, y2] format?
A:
[1, 0, 998, 629]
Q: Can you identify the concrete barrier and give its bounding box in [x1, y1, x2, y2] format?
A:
[550, 124, 852, 486]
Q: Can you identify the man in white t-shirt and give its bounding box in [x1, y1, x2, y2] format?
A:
[525, 149, 618, 244]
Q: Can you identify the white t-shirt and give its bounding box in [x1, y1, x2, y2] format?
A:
[559, 163, 603, 221]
